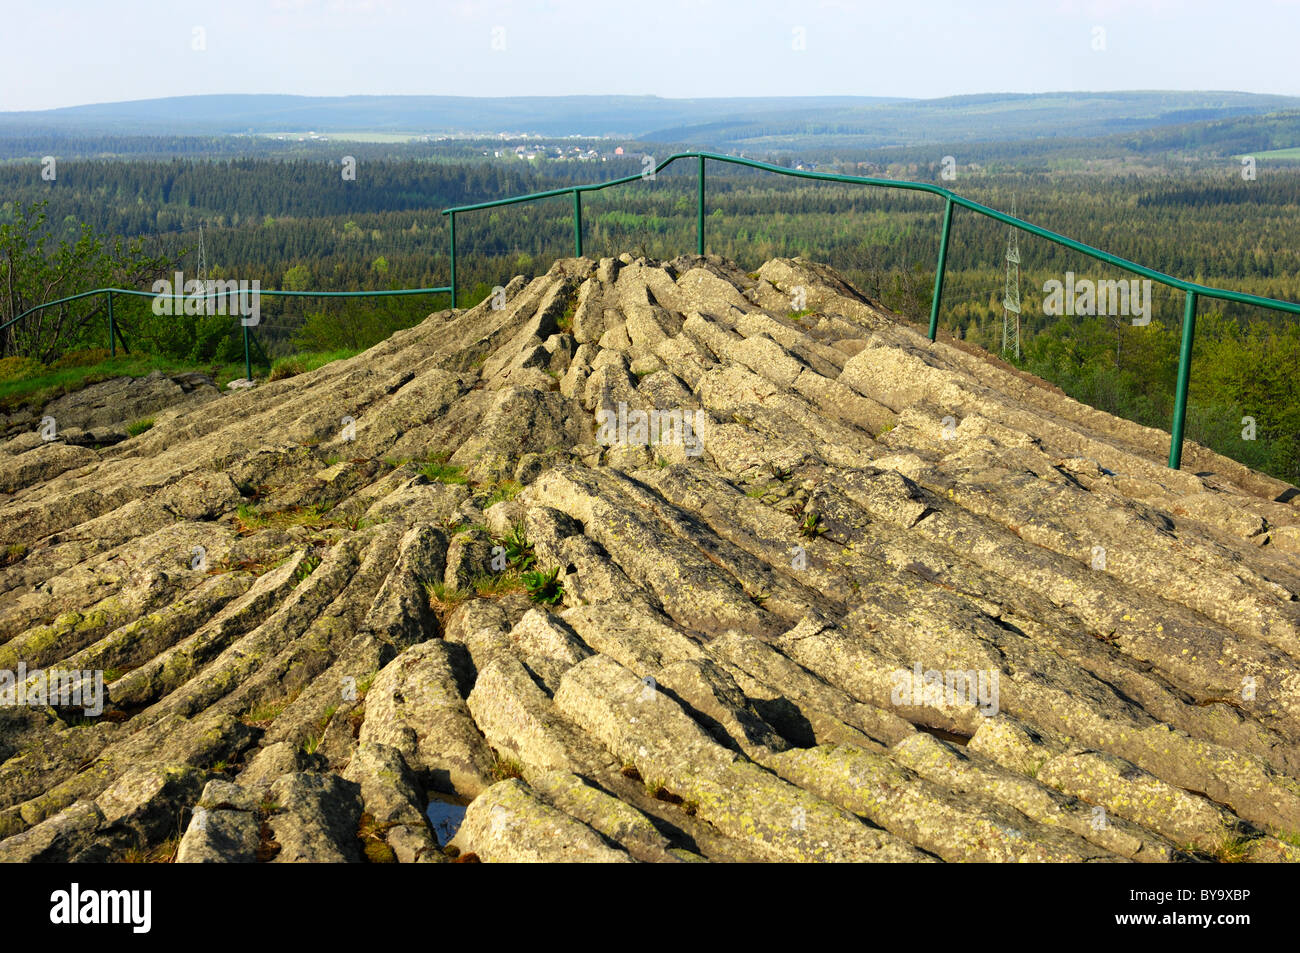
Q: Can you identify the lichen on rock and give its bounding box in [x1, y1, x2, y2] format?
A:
[2, 252, 1298, 863]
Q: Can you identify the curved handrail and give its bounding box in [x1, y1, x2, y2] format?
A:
[442, 150, 1300, 315]
[0, 284, 452, 335]
[3, 150, 1294, 473]
[440, 149, 1300, 470]
[1, 284, 451, 381]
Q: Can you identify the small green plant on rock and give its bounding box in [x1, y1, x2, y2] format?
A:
[294, 553, 321, 584]
[126, 417, 154, 437]
[502, 524, 535, 572]
[799, 512, 826, 539]
[1211, 832, 1254, 863]
[522, 566, 564, 606]
[236, 503, 338, 535]
[557, 295, 577, 334]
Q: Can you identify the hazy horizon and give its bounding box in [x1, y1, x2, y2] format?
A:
[3, 0, 1298, 112]
[6, 88, 1296, 114]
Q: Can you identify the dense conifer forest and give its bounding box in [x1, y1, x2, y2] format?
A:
[1, 135, 1296, 482]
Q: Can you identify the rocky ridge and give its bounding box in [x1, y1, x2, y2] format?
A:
[1, 252, 1298, 863]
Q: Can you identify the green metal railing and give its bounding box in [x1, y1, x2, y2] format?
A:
[0, 285, 451, 382]
[5, 152, 1296, 473]
[442, 150, 1300, 471]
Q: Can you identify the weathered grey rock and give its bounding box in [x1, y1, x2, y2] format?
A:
[94, 761, 210, 848]
[0, 442, 98, 493]
[343, 742, 442, 863]
[37, 369, 220, 434]
[449, 778, 632, 862]
[2, 251, 1298, 864]
[444, 527, 495, 590]
[467, 649, 610, 776]
[554, 653, 927, 862]
[769, 743, 1121, 863]
[527, 770, 678, 862]
[1037, 749, 1251, 853]
[176, 780, 261, 863]
[359, 640, 495, 799]
[891, 733, 1179, 862]
[266, 772, 364, 863]
[237, 741, 321, 796]
[0, 800, 106, 862]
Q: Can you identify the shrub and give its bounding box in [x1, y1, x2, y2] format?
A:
[0, 356, 45, 382]
[268, 358, 307, 381]
[50, 348, 111, 370]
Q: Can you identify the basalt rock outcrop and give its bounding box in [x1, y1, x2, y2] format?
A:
[2, 253, 1299, 863]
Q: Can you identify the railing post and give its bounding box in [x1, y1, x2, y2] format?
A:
[697, 155, 705, 256]
[928, 197, 954, 341]
[572, 190, 583, 258]
[243, 323, 251, 382]
[1168, 289, 1199, 470]
[107, 291, 115, 357]
[448, 211, 457, 310]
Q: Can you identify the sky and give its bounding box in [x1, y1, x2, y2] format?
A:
[3, 0, 1299, 111]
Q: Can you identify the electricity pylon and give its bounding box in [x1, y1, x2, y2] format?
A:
[196, 224, 209, 282]
[1002, 196, 1022, 361]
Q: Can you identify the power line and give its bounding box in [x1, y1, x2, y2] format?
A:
[1002, 194, 1022, 361]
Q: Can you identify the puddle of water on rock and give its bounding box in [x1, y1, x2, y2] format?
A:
[426, 795, 468, 845]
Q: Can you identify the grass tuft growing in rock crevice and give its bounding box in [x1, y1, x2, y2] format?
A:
[241, 699, 290, 729]
[491, 753, 525, 782]
[418, 450, 468, 485]
[234, 502, 340, 535]
[423, 579, 472, 618]
[478, 479, 523, 508]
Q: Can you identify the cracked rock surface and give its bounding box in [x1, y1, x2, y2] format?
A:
[2, 252, 1299, 863]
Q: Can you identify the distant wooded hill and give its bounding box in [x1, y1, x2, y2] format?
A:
[3, 91, 1298, 150]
